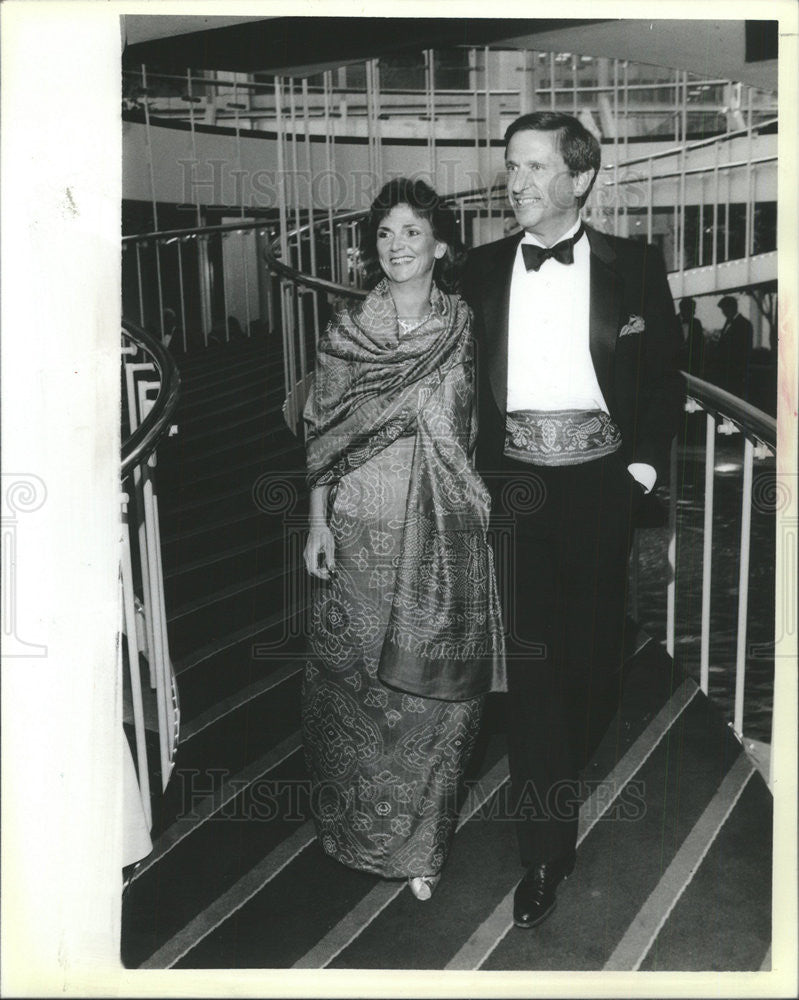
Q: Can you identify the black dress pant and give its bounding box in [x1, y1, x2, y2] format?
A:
[495, 450, 641, 866]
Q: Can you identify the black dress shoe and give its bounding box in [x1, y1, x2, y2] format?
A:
[513, 851, 576, 928]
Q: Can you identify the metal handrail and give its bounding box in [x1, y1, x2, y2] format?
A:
[123, 65, 776, 106]
[682, 373, 776, 447]
[122, 219, 274, 246]
[121, 318, 182, 477]
[606, 153, 777, 186]
[606, 117, 778, 170]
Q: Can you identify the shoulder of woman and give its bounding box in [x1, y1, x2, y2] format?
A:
[452, 292, 473, 322]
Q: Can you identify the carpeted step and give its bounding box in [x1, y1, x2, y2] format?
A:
[637, 763, 772, 971]
[176, 391, 281, 440]
[147, 644, 305, 840]
[478, 692, 744, 971]
[122, 748, 310, 968]
[176, 352, 274, 394]
[161, 511, 286, 573]
[172, 338, 272, 380]
[170, 418, 289, 469]
[160, 483, 268, 533]
[158, 474, 289, 534]
[159, 448, 304, 506]
[167, 570, 301, 662]
[163, 535, 285, 610]
[158, 431, 303, 493]
[175, 624, 307, 724]
[147, 648, 681, 970]
[142, 735, 510, 970]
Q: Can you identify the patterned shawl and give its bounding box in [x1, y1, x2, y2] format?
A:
[305, 279, 505, 700]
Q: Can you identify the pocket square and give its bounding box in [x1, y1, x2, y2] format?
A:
[619, 314, 645, 338]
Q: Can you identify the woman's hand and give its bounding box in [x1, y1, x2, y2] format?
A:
[304, 523, 336, 580]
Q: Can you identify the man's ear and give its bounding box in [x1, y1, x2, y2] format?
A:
[573, 169, 595, 200]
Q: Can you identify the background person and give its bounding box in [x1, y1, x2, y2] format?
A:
[678, 296, 706, 378]
[715, 295, 753, 399]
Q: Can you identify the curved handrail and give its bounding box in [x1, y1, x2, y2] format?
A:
[682, 372, 776, 447]
[121, 318, 182, 477]
[608, 117, 778, 171]
[122, 219, 276, 246]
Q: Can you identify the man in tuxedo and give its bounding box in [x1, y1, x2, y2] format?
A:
[462, 112, 682, 928]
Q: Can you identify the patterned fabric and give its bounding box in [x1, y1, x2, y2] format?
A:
[304, 279, 505, 700]
[302, 437, 483, 877]
[504, 408, 622, 466]
[302, 280, 503, 877]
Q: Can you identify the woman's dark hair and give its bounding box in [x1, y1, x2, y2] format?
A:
[359, 177, 466, 293]
[504, 112, 602, 207]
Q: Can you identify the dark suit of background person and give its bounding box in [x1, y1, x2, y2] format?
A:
[716, 295, 754, 399]
[461, 112, 682, 929]
[679, 296, 706, 378]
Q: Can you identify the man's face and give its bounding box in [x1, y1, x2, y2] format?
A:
[505, 129, 591, 244]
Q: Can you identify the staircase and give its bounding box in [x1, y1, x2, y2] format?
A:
[121, 335, 772, 972]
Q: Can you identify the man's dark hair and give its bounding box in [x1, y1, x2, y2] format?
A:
[504, 112, 602, 207]
[359, 177, 466, 293]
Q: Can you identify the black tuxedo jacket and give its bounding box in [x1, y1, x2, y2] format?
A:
[461, 224, 683, 486]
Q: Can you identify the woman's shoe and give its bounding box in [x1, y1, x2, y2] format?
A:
[408, 874, 441, 901]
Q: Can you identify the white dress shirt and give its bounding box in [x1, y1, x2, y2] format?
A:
[506, 218, 656, 492]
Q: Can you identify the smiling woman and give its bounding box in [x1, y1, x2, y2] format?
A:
[301, 177, 505, 903]
[375, 204, 446, 299]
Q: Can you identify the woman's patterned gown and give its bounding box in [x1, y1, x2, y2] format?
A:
[302, 434, 484, 878]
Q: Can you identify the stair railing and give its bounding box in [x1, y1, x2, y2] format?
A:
[668, 376, 777, 783]
[121, 318, 182, 828]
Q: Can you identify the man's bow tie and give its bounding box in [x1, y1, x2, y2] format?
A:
[521, 226, 584, 272]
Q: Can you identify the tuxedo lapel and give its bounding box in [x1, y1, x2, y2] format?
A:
[586, 226, 624, 409]
[482, 234, 522, 414]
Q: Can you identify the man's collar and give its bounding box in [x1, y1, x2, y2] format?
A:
[521, 216, 583, 249]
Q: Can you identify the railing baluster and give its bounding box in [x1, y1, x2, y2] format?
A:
[666, 436, 678, 657]
[135, 243, 145, 326]
[120, 495, 152, 829]
[700, 411, 716, 694]
[302, 78, 321, 345]
[176, 240, 188, 352]
[141, 456, 172, 786]
[324, 70, 337, 285]
[734, 436, 754, 737]
[220, 233, 230, 343]
[141, 67, 166, 342]
[241, 230, 252, 338]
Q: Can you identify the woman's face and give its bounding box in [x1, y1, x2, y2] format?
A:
[375, 204, 446, 287]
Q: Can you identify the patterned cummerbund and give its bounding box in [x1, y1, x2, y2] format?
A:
[504, 408, 622, 466]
